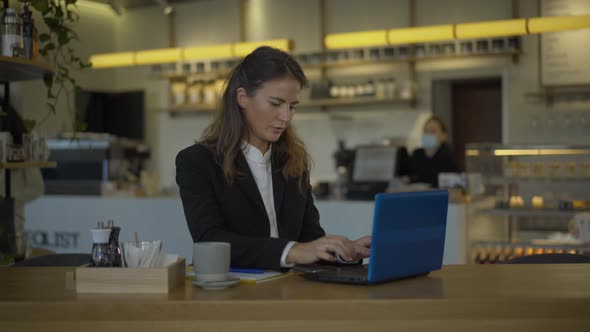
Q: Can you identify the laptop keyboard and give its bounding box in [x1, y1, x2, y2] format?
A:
[300, 265, 369, 284]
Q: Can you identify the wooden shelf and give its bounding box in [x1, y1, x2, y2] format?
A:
[486, 176, 590, 185]
[525, 85, 590, 106]
[473, 240, 590, 250]
[169, 103, 218, 114]
[156, 70, 231, 80]
[411, 50, 520, 63]
[0, 161, 57, 169]
[154, 51, 521, 80]
[480, 208, 587, 218]
[299, 96, 414, 108]
[168, 97, 414, 115]
[0, 56, 54, 82]
[305, 51, 521, 69]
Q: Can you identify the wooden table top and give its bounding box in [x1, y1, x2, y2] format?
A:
[1, 264, 589, 331]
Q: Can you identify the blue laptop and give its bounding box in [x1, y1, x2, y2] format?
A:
[300, 190, 449, 285]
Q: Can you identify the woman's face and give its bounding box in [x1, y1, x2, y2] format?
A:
[423, 120, 447, 146]
[237, 75, 301, 151]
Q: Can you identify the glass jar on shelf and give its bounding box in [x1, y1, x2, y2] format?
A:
[35, 137, 49, 161]
[548, 161, 561, 178]
[7, 144, 25, 162]
[203, 81, 217, 105]
[533, 161, 545, 178]
[582, 162, 590, 178]
[171, 82, 187, 106]
[518, 161, 531, 178]
[187, 81, 203, 105]
[565, 161, 577, 178]
[505, 160, 519, 177]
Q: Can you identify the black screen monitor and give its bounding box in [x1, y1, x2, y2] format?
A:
[76, 89, 145, 140]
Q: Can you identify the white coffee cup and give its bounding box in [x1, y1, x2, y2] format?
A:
[193, 242, 230, 282]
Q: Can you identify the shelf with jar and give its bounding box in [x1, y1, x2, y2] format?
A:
[0, 2, 57, 259]
[465, 144, 590, 259]
[153, 36, 521, 80]
[161, 37, 520, 114]
[0, 161, 56, 169]
[167, 75, 417, 115]
[168, 79, 225, 115]
[304, 76, 417, 109]
[0, 56, 54, 82]
[525, 85, 590, 107]
[480, 208, 589, 218]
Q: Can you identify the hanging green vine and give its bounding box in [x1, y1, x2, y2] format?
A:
[19, 0, 91, 131]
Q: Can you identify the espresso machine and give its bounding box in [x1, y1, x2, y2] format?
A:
[41, 135, 150, 195]
[333, 140, 409, 200]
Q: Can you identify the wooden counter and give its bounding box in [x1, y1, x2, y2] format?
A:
[1, 264, 589, 331]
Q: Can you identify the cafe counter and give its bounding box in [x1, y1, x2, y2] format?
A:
[1, 264, 589, 331]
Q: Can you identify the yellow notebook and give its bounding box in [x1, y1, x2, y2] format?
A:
[186, 269, 291, 284]
[228, 271, 291, 284]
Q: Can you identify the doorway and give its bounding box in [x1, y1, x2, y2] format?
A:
[432, 78, 502, 171]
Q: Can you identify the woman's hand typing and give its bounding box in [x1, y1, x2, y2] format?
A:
[286, 235, 371, 265]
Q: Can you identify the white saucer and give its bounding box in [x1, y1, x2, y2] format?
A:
[192, 277, 240, 290]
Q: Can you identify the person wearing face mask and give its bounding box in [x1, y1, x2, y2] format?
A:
[175, 47, 371, 270]
[409, 116, 460, 188]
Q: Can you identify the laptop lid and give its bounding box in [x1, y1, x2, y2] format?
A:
[367, 190, 449, 284]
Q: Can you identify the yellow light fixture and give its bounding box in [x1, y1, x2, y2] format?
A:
[528, 15, 590, 33]
[183, 44, 233, 60]
[388, 25, 455, 45]
[232, 39, 292, 57]
[88, 39, 293, 68]
[493, 149, 590, 156]
[135, 48, 182, 65]
[325, 30, 388, 49]
[455, 18, 527, 39]
[465, 149, 480, 157]
[89, 52, 135, 69]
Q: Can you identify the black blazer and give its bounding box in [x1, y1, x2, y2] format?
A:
[176, 143, 325, 270]
[409, 142, 460, 188]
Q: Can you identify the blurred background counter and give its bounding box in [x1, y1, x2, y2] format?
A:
[24, 196, 467, 265]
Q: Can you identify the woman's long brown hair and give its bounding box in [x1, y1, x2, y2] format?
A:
[200, 46, 311, 189]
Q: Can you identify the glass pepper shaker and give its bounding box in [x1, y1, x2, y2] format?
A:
[107, 220, 122, 267]
[90, 221, 112, 267]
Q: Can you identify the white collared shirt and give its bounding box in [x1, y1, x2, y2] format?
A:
[241, 142, 296, 268]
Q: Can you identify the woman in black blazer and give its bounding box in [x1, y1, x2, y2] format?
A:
[176, 47, 370, 270]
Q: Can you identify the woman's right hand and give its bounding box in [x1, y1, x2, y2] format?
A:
[285, 235, 370, 265]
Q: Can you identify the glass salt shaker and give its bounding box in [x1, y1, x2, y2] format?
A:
[90, 221, 112, 267]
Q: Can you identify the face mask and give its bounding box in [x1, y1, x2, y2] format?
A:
[421, 134, 438, 149]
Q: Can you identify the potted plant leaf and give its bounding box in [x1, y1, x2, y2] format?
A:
[19, 0, 91, 131]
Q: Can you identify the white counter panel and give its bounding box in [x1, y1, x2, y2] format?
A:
[25, 197, 467, 265]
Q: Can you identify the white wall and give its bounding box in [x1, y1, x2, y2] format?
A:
[12, 0, 590, 190]
[176, 0, 241, 47]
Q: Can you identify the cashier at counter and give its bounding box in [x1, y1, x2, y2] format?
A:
[409, 116, 460, 188]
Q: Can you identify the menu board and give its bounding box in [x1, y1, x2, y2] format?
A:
[541, 0, 590, 86]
